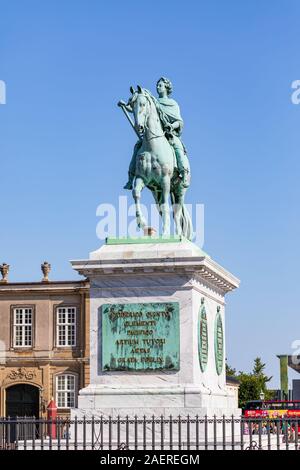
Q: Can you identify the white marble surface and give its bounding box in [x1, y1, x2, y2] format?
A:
[75, 384, 238, 414]
[71, 240, 240, 417]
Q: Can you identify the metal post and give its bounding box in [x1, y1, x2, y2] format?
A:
[276, 418, 280, 450]
[108, 416, 112, 450]
[213, 415, 217, 450]
[267, 419, 271, 451]
[295, 419, 298, 451]
[40, 420, 44, 450]
[74, 416, 77, 451]
[83, 415, 86, 450]
[32, 418, 36, 451]
[178, 415, 182, 450]
[143, 415, 146, 450]
[7, 417, 11, 450]
[149, 415, 154, 450]
[161, 415, 164, 450]
[91, 416, 95, 450]
[186, 415, 190, 451]
[23, 419, 27, 451]
[15, 420, 19, 450]
[284, 418, 289, 451]
[240, 418, 244, 451]
[134, 416, 138, 450]
[117, 415, 120, 449]
[169, 415, 173, 451]
[100, 416, 103, 450]
[231, 415, 235, 450]
[66, 419, 70, 450]
[48, 418, 52, 450]
[126, 415, 129, 450]
[195, 415, 199, 451]
[249, 419, 253, 449]
[204, 415, 208, 450]
[258, 419, 262, 450]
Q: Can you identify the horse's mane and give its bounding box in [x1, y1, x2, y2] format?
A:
[142, 89, 158, 109]
[142, 88, 167, 125]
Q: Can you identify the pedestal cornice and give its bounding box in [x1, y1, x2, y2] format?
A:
[71, 240, 240, 294]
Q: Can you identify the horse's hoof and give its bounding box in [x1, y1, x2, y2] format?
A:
[123, 182, 133, 190]
[162, 232, 171, 239]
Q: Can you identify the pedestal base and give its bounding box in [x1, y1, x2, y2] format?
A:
[71, 384, 240, 419]
[71, 238, 240, 431]
[70, 385, 240, 445]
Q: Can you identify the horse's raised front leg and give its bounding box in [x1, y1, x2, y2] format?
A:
[133, 177, 147, 230]
[160, 175, 171, 237]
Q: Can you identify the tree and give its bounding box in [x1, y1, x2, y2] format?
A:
[252, 357, 273, 401]
[253, 357, 267, 376]
[237, 373, 262, 409]
[226, 362, 237, 377]
[227, 357, 273, 409]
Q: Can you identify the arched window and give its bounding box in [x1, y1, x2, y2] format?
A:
[55, 374, 77, 408]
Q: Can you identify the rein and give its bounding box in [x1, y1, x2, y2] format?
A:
[144, 125, 164, 141]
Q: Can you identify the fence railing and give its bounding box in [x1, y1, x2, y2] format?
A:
[0, 416, 299, 450]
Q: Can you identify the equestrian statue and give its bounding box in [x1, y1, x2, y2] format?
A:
[118, 77, 193, 240]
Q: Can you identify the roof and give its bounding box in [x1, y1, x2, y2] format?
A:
[226, 375, 240, 385]
[0, 279, 89, 294]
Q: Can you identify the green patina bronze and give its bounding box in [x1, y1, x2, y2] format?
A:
[118, 78, 193, 240]
[198, 299, 208, 373]
[105, 235, 183, 245]
[214, 308, 224, 376]
[101, 302, 180, 372]
[278, 355, 289, 399]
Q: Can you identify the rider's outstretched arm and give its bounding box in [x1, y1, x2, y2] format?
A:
[118, 100, 133, 113]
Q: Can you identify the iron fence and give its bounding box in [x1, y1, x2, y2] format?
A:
[0, 416, 299, 450]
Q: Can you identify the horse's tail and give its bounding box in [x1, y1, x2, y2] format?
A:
[181, 204, 193, 240]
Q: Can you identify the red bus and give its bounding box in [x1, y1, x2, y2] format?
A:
[243, 400, 300, 418]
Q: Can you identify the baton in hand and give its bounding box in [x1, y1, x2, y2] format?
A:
[118, 102, 142, 140]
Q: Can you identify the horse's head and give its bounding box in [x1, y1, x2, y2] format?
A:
[130, 85, 152, 135]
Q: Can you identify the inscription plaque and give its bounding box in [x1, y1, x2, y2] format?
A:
[101, 302, 180, 371]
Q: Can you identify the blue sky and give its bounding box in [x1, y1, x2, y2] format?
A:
[0, 0, 299, 388]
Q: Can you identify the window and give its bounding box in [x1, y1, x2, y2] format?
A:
[56, 307, 76, 347]
[56, 374, 76, 408]
[13, 308, 33, 347]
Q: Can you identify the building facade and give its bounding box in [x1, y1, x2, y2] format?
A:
[0, 278, 90, 418]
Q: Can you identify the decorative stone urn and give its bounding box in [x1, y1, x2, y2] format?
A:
[0, 263, 9, 283]
[41, 261, 51, 282]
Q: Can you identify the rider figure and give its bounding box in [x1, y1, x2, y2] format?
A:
[119, 77, 190, 190]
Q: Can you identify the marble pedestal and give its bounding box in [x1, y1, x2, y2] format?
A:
[71, 238, 240, 420]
